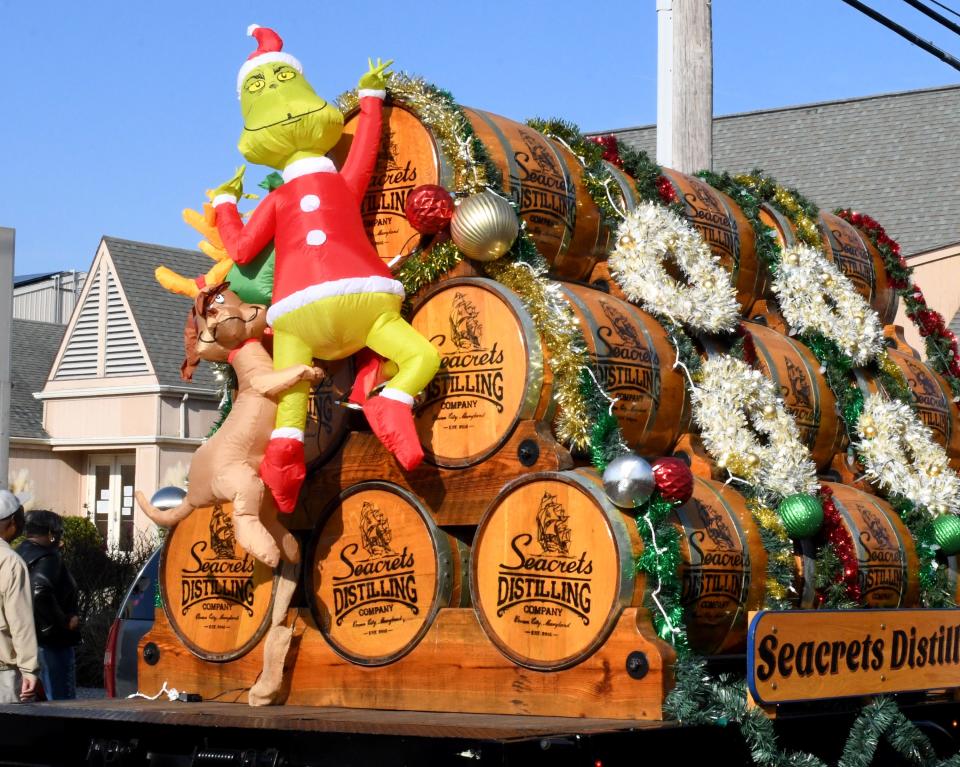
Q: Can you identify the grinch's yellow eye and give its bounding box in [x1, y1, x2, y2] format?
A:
[246, 78, 265, 93]
[276, 69, 297, 81]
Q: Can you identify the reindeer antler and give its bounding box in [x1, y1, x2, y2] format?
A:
[156, 202, 236, 298]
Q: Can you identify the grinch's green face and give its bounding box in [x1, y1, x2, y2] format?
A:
[237, 62, 344, 170]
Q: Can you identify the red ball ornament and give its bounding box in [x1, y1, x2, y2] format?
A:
[651, 457, 694, 504]
[404, 184, 455, 234]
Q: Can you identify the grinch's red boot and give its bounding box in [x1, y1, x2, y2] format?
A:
[259, 434, 305, 514]
[363, 392, 424, 470]
[349, 349, 387, 407]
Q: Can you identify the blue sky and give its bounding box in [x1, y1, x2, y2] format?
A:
[2, 0, 959, 275]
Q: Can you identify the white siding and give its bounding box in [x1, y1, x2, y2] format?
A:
[104, 271, 149, 376]
[53, 267, 102, 379]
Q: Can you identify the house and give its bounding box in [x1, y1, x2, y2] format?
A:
[9, 238, 221, 550]
[608, 84, 960, 352]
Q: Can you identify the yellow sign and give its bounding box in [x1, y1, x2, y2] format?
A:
[748, 609, 960, 704]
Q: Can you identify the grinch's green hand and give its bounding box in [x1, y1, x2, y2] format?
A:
[358, 58, 394, 91]
[209, 165, 247, 202]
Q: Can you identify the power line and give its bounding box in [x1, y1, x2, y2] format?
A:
[840, 0, 960, 72]
[901, 0, 960, 37]
[928, 0, 960, 21]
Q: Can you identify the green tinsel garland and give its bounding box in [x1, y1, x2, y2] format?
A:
[633, 493, 688, 652]
[695, 170, 782, 275]
[526, 117, 622, 234]
[668, 658, 960, 766]
[814, 544, 859, 610]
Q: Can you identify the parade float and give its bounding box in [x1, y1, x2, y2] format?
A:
[133, 26, 960, 764]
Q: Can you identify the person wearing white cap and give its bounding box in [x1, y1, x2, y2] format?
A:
[0, 489, 39, 703]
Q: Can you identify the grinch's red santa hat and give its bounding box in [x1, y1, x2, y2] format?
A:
[237, 25, 303, 94]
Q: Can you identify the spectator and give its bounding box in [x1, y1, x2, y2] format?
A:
[0, 490, 38, 703]
[17, 510, 80, 700]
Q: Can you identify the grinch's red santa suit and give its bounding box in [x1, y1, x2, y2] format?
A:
[212, 27, 439, 513]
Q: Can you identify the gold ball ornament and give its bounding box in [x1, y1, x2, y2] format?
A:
[618, 233, 636, 249]
[449, 192, 519, 262]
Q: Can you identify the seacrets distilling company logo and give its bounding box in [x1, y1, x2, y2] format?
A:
[855, 503, 906, 604]
[331, 501, 419, 626]
[680, 500, 749, 614]
[595, 302, 660, 408]
[361, 135, 418, 227]
[179, 504, 256, 616]
[513, 130, 576, 244]
[782, 356, 818, 446]
[420, 292, 506, 416]
[496, 492, 594, 626]
[825, 222, 875, 298]
[899, 358, 949, 442]
[678, 179, 741, 270]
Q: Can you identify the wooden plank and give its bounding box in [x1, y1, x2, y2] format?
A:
[0, 699, 674, 740]
[138, 607, 673, 720]
[298, 425, 571, 529]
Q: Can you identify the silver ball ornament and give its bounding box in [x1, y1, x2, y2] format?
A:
[450, 191, 519, 262]
[602, 453, 655, 509]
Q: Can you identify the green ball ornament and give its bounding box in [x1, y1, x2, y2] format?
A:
[778, 494, 824, 538]
[933, 514, 960, 555]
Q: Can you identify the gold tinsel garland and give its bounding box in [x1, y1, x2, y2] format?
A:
[339, 75, 600, 451]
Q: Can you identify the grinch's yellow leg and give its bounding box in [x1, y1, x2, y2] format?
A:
[365, 309, 441, 399]
[272, 329, 313, 434]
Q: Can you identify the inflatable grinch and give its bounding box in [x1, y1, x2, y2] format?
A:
[210, 26, 440, 513]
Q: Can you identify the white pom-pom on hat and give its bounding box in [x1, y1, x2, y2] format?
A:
[247, 23, 261, 36]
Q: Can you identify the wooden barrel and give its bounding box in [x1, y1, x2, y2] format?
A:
[818, 211, 898, 325]
[470, 469, 643, 670]
[560, 283, 691, 457]
[658, 168, 766, 314]
[304, 358, 354, 468]
[306, 481, 469, 666]
[668, 477, 767, 654]
[159, 501, 276, 661]
[808, 483, 920, 608]
[743, 321, 845, 469]
[330, 104, 623, 282]
[410, 278, 691, 466]
[853, 347, 960, 471]
[411, 277, 552, 467]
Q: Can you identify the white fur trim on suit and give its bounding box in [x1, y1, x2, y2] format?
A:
[237, 51, 303, 94]
[212, 193, 238, 208]
[271, 427, 304, 441]
[380, 388, 414, 406]
[267, 277, 405, 325]
[282, 156, 336, 182]
[358, 89, 387, 100]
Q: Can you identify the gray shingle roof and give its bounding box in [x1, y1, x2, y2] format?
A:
[103, 238, 217, 389]
[609, 84, 960, 256]
[11, 319, 65, 438]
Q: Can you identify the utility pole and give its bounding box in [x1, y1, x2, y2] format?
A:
[0, 229, 13, 487]
[657, 0, 713, 173]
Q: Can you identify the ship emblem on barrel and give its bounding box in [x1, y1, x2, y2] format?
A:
[855, 502, 906, 604]
[450, 292, 483, 350]
[360, 501, 394, 557]
[536, 492, 571, 556]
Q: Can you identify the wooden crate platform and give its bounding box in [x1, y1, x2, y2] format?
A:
[138, 607, 674, 721]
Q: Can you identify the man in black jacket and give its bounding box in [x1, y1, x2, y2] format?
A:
[17, 511, 80, 700]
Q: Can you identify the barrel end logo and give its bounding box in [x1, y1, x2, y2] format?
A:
[600, 302, 643, 350]
[178, 505, 257, 618]
[330, 501, 420, 627]
[494, 492, 594, 626]
[697, 501, 737, 550]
